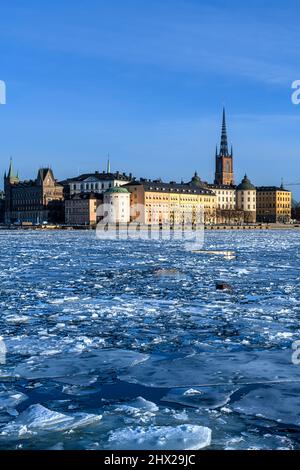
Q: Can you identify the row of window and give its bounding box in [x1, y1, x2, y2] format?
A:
[71, 182, 124, 191]
[258, 204, 290, 209]
[145, 196, 213, 202]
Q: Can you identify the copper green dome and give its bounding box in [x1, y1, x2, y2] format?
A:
[237, 175, 256, 191]
[105, 186, 130, 194]
[189, 172, 205, 188]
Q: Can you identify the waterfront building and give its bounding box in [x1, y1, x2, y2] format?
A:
[236, 175, 257, 223]
[4, 161, 64, 224]
[256, 185, 292, 223]
[0, 191, 5, 223]
[125, 179, 217, 225]
[103, 186, 131, 223]
[65, 192, 102, 226]
[207, 184, 236, 210]
[61, 159, 133, 197]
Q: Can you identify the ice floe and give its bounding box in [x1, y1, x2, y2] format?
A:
[162, 386, 238, 409]
[0, 404, 102, 437]
[107, 424, 212, 450]
[0, 390, 28, 416]
[232, 383, 300, 427]
[15, 349, 149, 381]
[119, 349, 300, 388]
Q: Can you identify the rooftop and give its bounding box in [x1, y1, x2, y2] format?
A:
[256, 186, 291, 192]
[207, 183, 237, 190]
[105, 186, 130, 194]
[61, 171, 133, 184]
[67, 192, 103, 201]
[125, 180, 215, 196]
[237, 175, 256, 191]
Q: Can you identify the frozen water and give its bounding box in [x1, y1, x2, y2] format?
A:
[162, 386, 238, 409]
[232, 384, 300, 426]
[0, 230, 300, 449]
[15, 349, 149, 381]
[0, 404, 102, 437]
[0, 390, 28, 416]
[119, 349, 300, 388]
[107, 424, 212, 450]
[125, 397, 159, 412]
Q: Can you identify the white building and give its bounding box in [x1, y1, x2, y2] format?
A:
[103, 186, 131, 223]
[236, 175, 256, 223]
[207, 184, 236, 210]
[62, 171, 133, 196]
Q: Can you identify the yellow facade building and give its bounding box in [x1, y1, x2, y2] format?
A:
[125, 178, 216, 225]
[256, 186, 292, 223]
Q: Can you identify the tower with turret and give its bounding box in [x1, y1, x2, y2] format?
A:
[4, 158, 19, 223]
[214, 108, 234, 186]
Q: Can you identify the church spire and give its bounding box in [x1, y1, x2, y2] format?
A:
[107, 153, 111, 174]
[8, 157, 16, 179]
[220, 107, 229, 157]
[214, 108, 234, 186]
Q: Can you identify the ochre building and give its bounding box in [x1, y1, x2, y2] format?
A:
[256, 186, 292, 223]
[125, 178, 217, 225]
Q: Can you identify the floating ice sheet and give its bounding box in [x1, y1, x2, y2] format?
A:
[162, 386, 238, 409]
[15, 349, 149, 381]
[0, 404, 102, 437]
[232, 383, 300, 427]
[119, 349, 300, 388]
[107, 424, 212, 450]
[0, 390, 28, 416]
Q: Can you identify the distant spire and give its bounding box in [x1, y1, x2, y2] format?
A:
[220, 108, 229, 157]
[8, 157, 16, 179]
[281, 178, 284, 189]
[231, 144, 233, 157]
[107, 153, 111, 174]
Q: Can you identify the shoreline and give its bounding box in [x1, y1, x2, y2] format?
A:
[0, 223, 299, 232]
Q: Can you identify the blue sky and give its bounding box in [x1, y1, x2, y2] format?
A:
[1, 0, 300, 197]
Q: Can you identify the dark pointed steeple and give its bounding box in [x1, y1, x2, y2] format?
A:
[220, 107, 229, 157]
[8, 157, 16, 179]
[214, 108, 234, 186]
